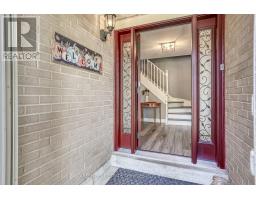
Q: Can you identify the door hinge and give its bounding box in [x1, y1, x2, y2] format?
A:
[250, 149, 256, 176]
[220, 63, 225, 71]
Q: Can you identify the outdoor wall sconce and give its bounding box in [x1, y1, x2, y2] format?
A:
[100, 14, 117, 41]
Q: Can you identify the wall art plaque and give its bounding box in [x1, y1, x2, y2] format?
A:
[52, 32, 103, 74]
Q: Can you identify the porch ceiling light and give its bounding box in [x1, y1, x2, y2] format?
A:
[160, 41, 175, 52]
[100, 14, 116, 41]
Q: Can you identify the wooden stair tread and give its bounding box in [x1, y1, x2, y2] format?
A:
[168, 101, 184, 103]
[168, 106, 192, 109]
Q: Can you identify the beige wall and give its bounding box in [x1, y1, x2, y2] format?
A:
[151, 56, 192, 101]
[18, 15, 114, 184]
[225, 14, 255, 185]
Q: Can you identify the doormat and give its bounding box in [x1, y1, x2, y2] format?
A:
[106, 168, 199, 185]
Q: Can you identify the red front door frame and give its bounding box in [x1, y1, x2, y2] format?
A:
[114, 14, 225, 169]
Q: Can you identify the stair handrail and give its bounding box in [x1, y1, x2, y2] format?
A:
[141, 59, 168, 95]
[147, 59, 166, 79]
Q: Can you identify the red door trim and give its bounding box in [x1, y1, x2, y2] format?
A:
[216, 15, 225, 169]
[136, 32, 141, 149]
[191, 15, 198, 164]
[116, 15, 216, 33]
[131, 28, 136, 154]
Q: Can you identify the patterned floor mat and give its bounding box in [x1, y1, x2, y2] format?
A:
[106, 168, 199, 185]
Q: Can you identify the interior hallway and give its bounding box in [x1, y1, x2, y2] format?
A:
[139, 123, 191, 157]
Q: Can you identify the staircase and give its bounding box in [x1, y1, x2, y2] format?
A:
[168, 101, 191, 126]
[140, 59, 191, 126]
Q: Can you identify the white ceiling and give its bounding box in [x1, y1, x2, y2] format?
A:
[140, 23, 192, 59]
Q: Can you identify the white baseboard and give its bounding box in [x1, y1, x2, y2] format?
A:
[167, 121, 191, 126]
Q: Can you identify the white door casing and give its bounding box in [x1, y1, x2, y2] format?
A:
[0, 14, 6, 185]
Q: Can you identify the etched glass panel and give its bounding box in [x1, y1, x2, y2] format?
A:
[199, 29, 212, 143]
[122, 42, 131, 134]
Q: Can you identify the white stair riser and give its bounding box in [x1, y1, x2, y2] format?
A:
[168, 114, 191, 120]
[168, 102, 184, 107]
[167, 121, 192, 126]
[168, 108, 191, 113]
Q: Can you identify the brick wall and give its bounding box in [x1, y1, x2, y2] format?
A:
[18, 15, 114, 184]
[225, 15, 255, 184]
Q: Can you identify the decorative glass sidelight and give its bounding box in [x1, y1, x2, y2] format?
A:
[199, 29, 212, 143]
[122, 42, 132, 134]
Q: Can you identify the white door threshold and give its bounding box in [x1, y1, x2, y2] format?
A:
[111, 149, 228, 185]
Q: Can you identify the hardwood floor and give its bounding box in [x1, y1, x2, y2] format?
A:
[138, 123, 191, 157]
